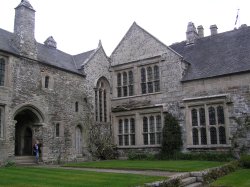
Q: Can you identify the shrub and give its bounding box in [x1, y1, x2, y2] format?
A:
[128, 152, 155, 160]
[4, 160, 16, 167]
[161, 113, 182, 156]
[203, 161, 239, 184]
[240, 154, 250, 168]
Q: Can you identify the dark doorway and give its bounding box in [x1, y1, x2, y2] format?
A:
[14, 108, 40, 156]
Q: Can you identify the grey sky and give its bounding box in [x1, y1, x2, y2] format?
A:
[1, 0, 249, 55]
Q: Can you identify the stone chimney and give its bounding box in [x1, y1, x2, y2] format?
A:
[44, 36, 57, 48]
[186, 22, 199, 45]
[197, 25, 204, 38]
[14, 0, 37, 59]
[210, 25, 218, 36]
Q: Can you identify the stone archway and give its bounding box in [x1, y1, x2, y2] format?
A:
[14, 106, 44, 156]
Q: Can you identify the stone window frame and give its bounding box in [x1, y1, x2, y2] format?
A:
[54, 122, 64, 138]
[117, 69, 134, 97]
[140, 64, 160, 95]
[142, 114, 162, 145]
[184, 95, 230, 149]
[0, 58, 5, 86]
[41, 73, 54, 90]
[95, 77, 110, 123]
[118, 117, 136, 146]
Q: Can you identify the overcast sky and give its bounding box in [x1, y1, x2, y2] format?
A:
[1, 0, 249, 56]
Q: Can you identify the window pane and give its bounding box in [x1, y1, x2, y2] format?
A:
[192, 128, 199, 145]
[117, 73, 121, 86]
[210, 127, 217, 144]
[154, 65, 159, 80]
[128, 71, 133, 85]
[0, 58, 5, 86]
[123, 72, 127, 86]
[95, 90, 98, 121]
[143, 117, 148, 132]
[148, 82, 153, 93]
[130, 118, 135, 133]
[124, 135, 129, 145]
[150, 133, 155, 144]
[149, 116, 155, 132]
[117, 87, 122, 97]
[129, 85, 134, 96]
[56, 123, 60, 137]
[45, 76, 49, 88]
[130, 134, 135, 145]
[154, 80, 160, 92]
[199, 108, 206, 126]
[123, 86, 128, 97]
[209, 107, 216, 125]
[156, 115, 161, 131]
[118, 119, 123, 134]
[147, 67, 153, 81]
[217, 106, 225, 124]
[99, 90, 102, 122]
[118, 135, 123, 146]
[141, 83, 147, 94]
[141, 68, 146, 82]
[143, 134, 148, 145]
[191, 109, 198, 126]
[124, 119, 129, 133]
[219, 126, 226, 144]
[104, 90, 107, 122]
[200, 127, 207, 145]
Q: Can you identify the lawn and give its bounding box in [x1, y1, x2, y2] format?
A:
[211, 169, 250, 187]
[64, 160, 226, 172]
[0, 167, 165, 187]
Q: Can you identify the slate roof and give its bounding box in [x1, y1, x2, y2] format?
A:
[170, 26, 250, 81]
[0, 28, 95, 76]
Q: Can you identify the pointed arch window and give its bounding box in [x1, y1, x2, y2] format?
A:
[0, 58, 5, 86]
[95, 78, 110, 123]
[209, 107, 216, 125]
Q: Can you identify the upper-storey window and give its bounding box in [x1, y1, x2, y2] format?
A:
[190, 104, 227, 146]
[141, 65, 160, 94]
[117, 70, 134, 97]
[0, 58, 5, 86]
[95, 77, 110, 123]
[45, 76, 49, 88]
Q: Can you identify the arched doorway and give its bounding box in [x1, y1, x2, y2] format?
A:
[75, 125, 82, 155]
[14, 106, 43, 156]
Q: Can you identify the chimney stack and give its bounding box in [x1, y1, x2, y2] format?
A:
[197, 25, 204, 38]
[210, 25, 218, 36]
[14, 0, 37, 59]
[186, 22, 199, 45]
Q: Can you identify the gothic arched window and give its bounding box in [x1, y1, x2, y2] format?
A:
[199, 108, 206, 126]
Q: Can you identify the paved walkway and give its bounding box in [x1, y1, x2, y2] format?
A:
[36, 165, 186, 178]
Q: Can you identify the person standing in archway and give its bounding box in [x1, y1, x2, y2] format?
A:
[33, 141, 39, 164]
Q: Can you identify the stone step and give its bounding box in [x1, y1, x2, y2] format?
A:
[15, 156, 36, 165]
[185, 182, 203, 187]
[181, 177, 197, 186]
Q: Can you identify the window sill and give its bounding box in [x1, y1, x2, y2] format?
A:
[187, 144, 231, 149]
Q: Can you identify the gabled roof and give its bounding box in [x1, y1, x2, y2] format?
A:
[170, 26, 250, 81]
[110, 22, 182, 66]
[0, 28, 95, 76]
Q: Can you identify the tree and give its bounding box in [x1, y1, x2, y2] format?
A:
[161, 112, 182, 156]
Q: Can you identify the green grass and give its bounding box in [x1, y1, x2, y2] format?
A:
[0, 167, 165, 187]
[211, 169, 250, 187]
[64, 160, 226, 172]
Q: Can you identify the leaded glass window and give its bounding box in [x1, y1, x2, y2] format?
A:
[199, 108, 206, 126]
[210, 127, 217, 144]
[217, 106, 225, 124]
[200, 127, 207, 145]
[118, 118, 136, 146]
[209, 107, 216, 125]
[219, 126, 226, 144]
[192, 128, 199, 145]
[191, 109, 198, 126]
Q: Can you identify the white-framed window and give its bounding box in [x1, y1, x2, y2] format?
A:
[190, 104, 227, 146]
[117, 70, 134, 97]
[142, 114, 162, 145]
[118, 117, 136, 146]
[141, 65, 160, 94]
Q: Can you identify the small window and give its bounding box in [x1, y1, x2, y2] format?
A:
[0, 58, 5, 86]
[75, 102, 79, 112]
[56, 123, 60, 137]
[45, 76, 49, 88]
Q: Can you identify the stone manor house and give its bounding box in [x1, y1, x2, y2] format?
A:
[0, 0, 250, 164]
